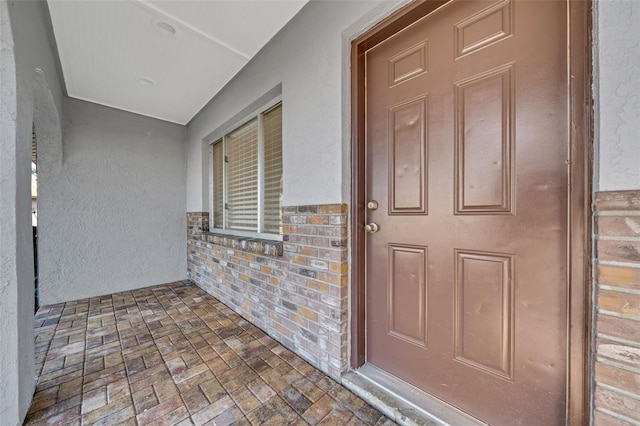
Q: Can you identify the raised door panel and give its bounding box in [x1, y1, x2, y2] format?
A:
[455, 65, 514, 214]
[388, 244, 428, 347]
[389, 97, 428, 214]
[454, 250, 514, 380]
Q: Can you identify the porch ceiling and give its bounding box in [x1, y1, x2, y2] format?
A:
[46, 0, 308, 125]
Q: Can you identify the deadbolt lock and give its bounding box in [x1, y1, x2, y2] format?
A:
[364, 222, 379, 234]
[367, 200, 379, 210]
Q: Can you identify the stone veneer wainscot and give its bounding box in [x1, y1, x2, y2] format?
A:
[593, 190, 640, 424]
[187, 205, 348, 379]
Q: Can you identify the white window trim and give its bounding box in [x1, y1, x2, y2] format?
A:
[208, 95, 283, 242]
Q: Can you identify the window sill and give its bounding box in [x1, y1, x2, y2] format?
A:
[200, 231, 283, 257]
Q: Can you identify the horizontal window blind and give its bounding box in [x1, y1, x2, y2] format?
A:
[226, 119, 258, 231]
[211, 141, 224, 229]
[209, 101, 282, 237]
[263, 105, 283, 234]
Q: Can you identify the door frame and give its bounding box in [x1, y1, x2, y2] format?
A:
[349, 0, 593, 423]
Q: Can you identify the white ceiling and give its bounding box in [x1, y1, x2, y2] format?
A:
[47, 0, 308, 125]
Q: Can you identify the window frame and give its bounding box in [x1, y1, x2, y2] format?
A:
[208, 96, 283, 241]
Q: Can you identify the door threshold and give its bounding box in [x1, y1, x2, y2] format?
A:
[342, 364, 486, 426]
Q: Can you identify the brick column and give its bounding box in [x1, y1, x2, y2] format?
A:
[593, 191, 640, 424]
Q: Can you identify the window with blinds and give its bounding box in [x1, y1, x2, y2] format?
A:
[226, 119, 258, 231]
[210, 102, 283, 237]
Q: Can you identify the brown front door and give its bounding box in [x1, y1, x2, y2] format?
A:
[365, 1, 570, 424]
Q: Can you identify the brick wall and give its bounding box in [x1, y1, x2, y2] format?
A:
[187, 205, 348, 380]
[594, 191, 640, 425]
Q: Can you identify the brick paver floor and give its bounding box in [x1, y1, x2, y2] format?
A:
[25, 281, 392, 425]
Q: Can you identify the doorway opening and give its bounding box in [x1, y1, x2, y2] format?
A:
[32, 123, 39, 311]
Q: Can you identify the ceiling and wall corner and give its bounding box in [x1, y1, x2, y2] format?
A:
[186, 1, 394, 211]
[46, 0, 308, 125]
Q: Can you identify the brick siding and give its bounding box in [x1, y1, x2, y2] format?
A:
[187, 205, 348, 380]
[594, 191, 640, 425]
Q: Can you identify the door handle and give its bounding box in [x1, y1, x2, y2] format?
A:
[364, 222, 379, 234]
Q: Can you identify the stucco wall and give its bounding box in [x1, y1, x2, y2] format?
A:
[185, 0, 640, 205]
[594, 0, 640, 191]
[185, 0, 640, 209]
[1, 1, 65, 423]
[186, 0, 398, 211]
[39, 98, 187, 305]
